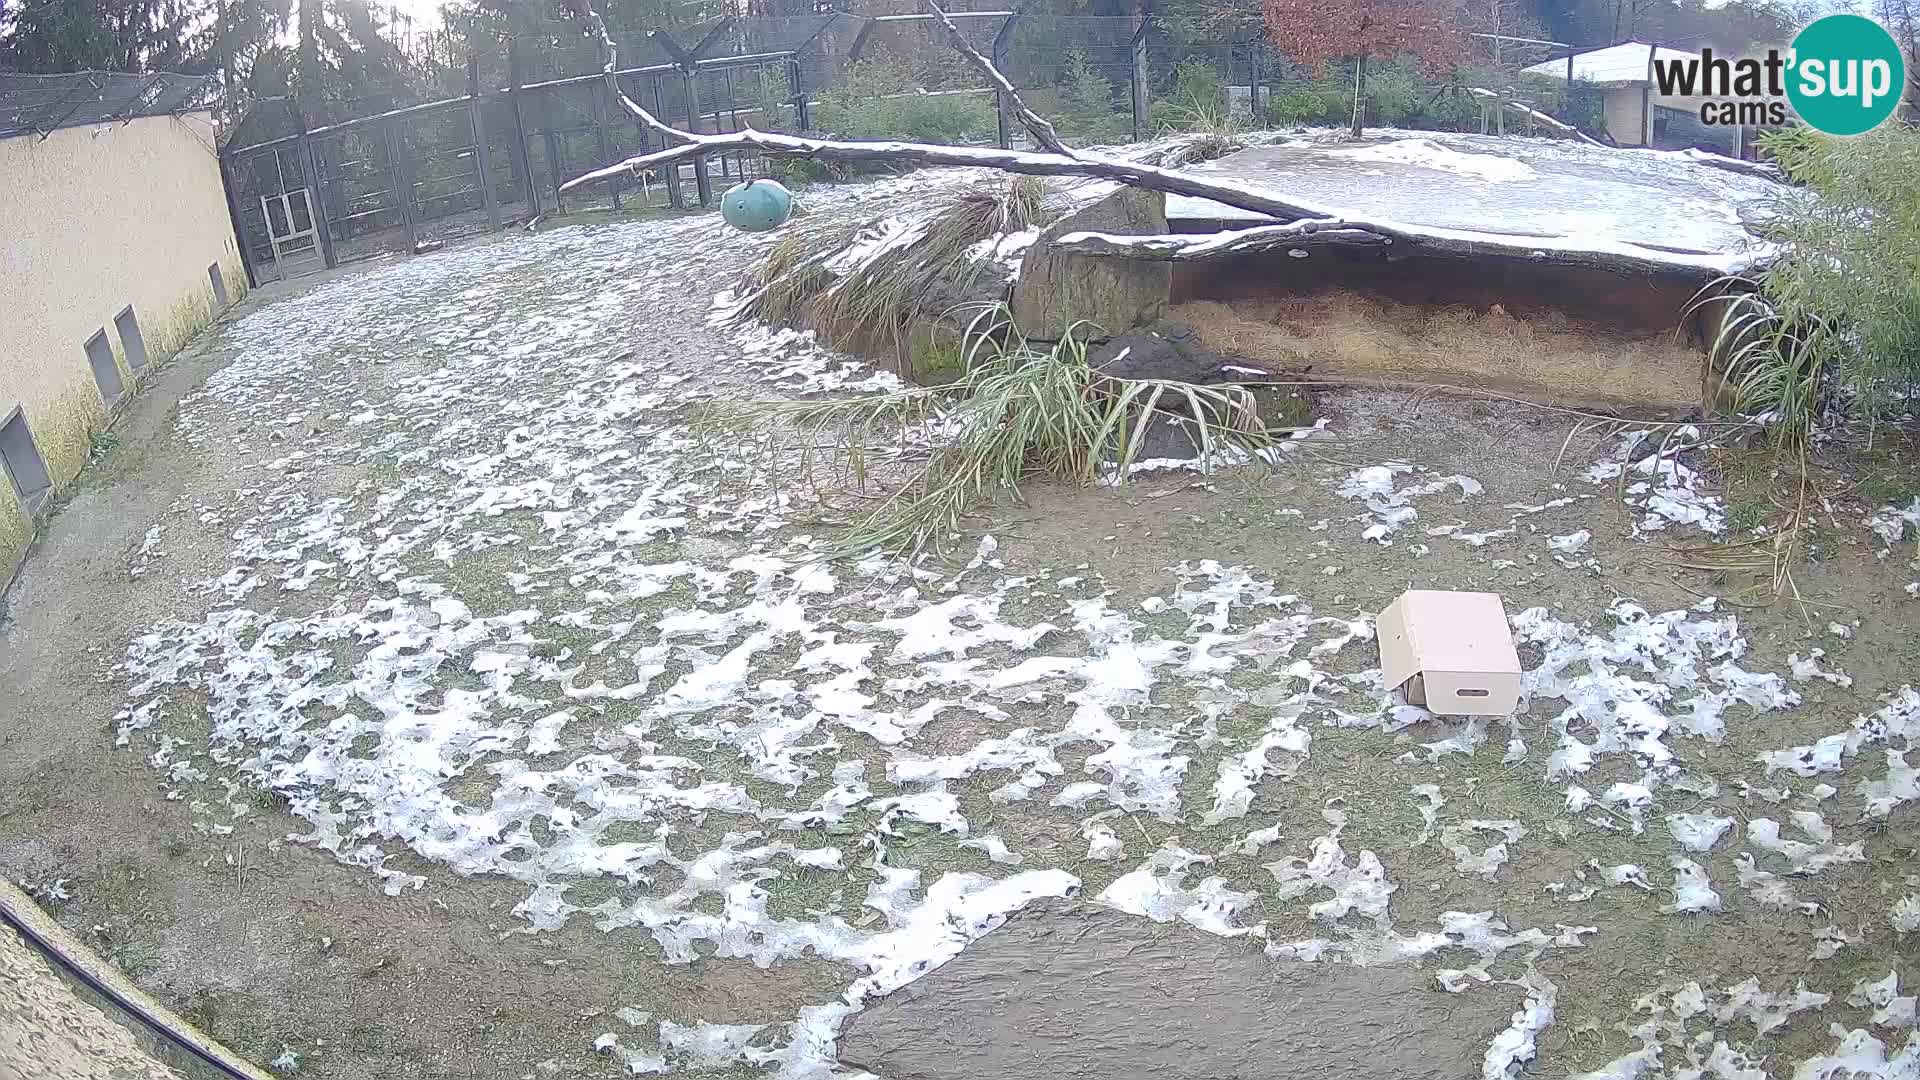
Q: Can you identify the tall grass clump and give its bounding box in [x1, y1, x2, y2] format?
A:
[704, 308, 1274, 556]
[733, 176, 1062, 349]
[1697, 125, 1920, 444]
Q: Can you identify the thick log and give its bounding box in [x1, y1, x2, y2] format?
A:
[560, 130, 1337, 220]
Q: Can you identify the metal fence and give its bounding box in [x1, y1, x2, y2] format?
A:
[0, 71, 219, 140]
[217, 8, 1598, 285]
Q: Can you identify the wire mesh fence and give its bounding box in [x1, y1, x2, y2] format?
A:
[0, 70, 218, 139]
[217, 8, 1605, 284]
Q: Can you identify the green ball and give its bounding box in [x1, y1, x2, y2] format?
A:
[720, 179, 794, 233]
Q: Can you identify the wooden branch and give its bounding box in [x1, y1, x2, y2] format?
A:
[557, 0, 1772, 285]
[560, 128, 1342, 220]
[923, 0, 1076, 158]
[1053, 218, 1384, 259]
[1052, 219, 1772, 280]
[571, 0, 692, 147]
[1463, 88, 1780, 182]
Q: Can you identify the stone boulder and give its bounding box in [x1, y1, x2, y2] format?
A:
[1087, 319, 1236, 383]
[1012, 187, 1170, 341]
[1085, 320, 1310, 459]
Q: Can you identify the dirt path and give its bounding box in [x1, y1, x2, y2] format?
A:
[3, 177, 1918, 1080]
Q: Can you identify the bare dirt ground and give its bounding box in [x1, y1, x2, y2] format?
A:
[3, 174, 1919, 1080]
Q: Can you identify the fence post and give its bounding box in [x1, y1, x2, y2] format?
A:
[467, 50, 502, 232]
[383, 118, 419, 252]
[469, 94, 502, 231]
[655, 76, 684, 209]
[788, 58, 809, 131]
[541, 88, 567, 212]
[1131, 17, 1151, 142]
[685, 71, 712, 206]
[590, 79, 622, 211]
[291, 108, 337, 270]
[991, 14, 1018, 150]
[507, 36, 541, 216]
[1249, 45, 1262, 121]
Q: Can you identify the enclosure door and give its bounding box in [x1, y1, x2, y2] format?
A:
[261, 188, 324, 277]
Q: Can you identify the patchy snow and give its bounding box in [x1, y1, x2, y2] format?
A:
[102, 189, 1905, 1080]
[1164, 130, 1778, 272]
[1869, 497, 1920, 550]
[1583, 429, 1726, 535]
[1334, 463, 1482, 543]
[1330, 137, 1539, 183]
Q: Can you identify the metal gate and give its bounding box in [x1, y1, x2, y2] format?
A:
[226, 141, 335, 283]
[261, 188, 323, 276]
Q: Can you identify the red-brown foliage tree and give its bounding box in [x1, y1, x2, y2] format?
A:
[1263, 0, 1466, 137]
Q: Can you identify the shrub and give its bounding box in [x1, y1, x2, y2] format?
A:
[768, 157, 848, 187]
[1053, 51, 1132, 146]
[1265, 56, 1481, 131]
[813, 59, 998, 144]
[1705, 125, 1920, 438]
[1266, 78, 1348, 127]
[1149, 59, 1229, 132]
[733, 176, 1062, 347]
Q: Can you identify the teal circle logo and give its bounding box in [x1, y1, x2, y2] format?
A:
[1786, 14, 1905, 135]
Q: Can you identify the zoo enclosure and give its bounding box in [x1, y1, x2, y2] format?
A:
[217, 7, 1596, 285]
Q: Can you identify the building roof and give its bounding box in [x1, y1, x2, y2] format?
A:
[0, 70, 217, 141]
[1520, 42, 1697, 87]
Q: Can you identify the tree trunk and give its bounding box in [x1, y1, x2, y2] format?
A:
[1349, 54, 1367, 140]
[298, 0, 322, 114]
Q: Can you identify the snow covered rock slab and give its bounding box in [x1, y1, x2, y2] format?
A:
[1164, 131, 1777, 274]
[836, 900, 1517, 1080]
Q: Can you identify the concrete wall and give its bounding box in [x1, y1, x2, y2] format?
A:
[0, 110, 245, 582]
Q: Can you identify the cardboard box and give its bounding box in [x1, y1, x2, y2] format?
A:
[1377, 590, 1522, 716]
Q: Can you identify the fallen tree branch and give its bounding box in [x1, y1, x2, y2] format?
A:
[924, 0, 1076, 158]
[567, 0, 690, 148]
[560, 129, 1342, 220]
[558, 0, 1769, 283]
[1053, 219, 1771, 280]
[1052, 218, 1380, 259]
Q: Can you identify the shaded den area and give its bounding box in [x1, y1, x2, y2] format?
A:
[1168, 243, 1712, 413]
